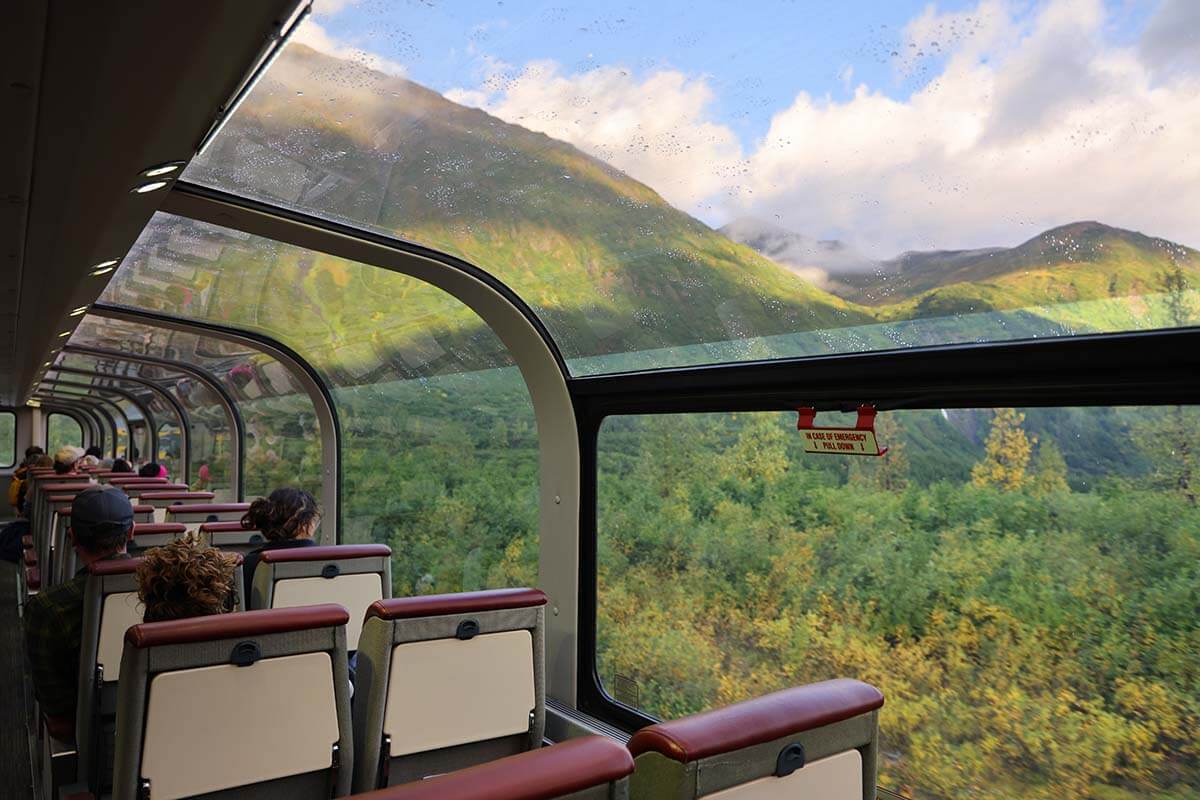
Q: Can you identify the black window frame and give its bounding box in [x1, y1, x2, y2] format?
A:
[571, 326, 1200, 732]
[45, 411, 85, 452]
[0, 410, 15, 469]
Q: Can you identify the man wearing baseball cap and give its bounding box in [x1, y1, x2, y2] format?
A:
[24, 485, 135, 741]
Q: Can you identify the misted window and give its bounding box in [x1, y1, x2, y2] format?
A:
[46, 413, 83, 453]
[597, 406, 1198, 799]
[0, 412, 14, 468]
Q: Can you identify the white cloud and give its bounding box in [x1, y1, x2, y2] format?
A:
[444, 0, 1200, 254]
[293, 19, 406, 76]
[446, 61, 745, 213]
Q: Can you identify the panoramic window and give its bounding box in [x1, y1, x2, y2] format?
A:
[0, 412, 14, 469]
[99, 214, 539, 593]
[184, 0, 1199, 374]
[597, 406, 1198, 798]
[46, 412, 83, 453]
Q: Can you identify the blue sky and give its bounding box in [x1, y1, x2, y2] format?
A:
[300, 0, 1196, 257]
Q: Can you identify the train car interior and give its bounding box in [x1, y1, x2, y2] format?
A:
[1, 1, 1197, 799]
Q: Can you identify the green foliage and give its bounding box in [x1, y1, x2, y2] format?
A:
[597, 411, 1200, 800]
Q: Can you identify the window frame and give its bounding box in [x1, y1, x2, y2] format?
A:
[571, 325, 1200, 731]
[45, 410, 85, 452]
[0, 410, 15, 469]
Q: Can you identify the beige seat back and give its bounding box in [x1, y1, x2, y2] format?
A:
[165, 502, 251, 533]
[626, 679, 884, 800]
[250, 544, 392, 650]
[127, 523, 189, 553]
[111, 604, 353, 800]
[352, 588, 548, 793]
[348, 736, 635, 800]
[200, 520, 266, 556]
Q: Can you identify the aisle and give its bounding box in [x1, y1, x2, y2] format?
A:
[0, 563, 35, 799]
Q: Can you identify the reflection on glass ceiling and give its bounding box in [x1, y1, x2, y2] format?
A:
[180, 0, 1200, 374]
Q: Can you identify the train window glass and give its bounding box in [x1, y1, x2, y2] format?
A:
[596, 406, 1198, 799]
[66, 315, 323, 502]
[0, 412, 14, 469]
[185, 2, 1199, 375]
[46, 413, 83, 453]
[100, 214, 539, 592]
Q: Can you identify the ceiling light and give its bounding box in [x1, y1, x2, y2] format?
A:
[132, 180, 170, 194]
[43, 361, 51, 367]
[93, 259, 118, 270]
[141, 161, 185, 178]
[90, 266, 115, 277]
[58, 330, 71, 338]
[26, 400, 41, 408]
[70, 306, 88, 316]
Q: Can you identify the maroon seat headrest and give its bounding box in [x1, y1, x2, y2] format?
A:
[199, 521, 258, 533]
[47, 493, 81, 502]
[259, 544, 391, 564]
[353, 736, 633, 800]
[41, 481, 95, 492]
[123, 483, 189, 494]
[132, 523, 187, 536]
[132, 505, 154, 515]
[138, 491, 216, 501]
[125, 603, 350, 648]
[88, 557, 145, 576]
[165, 503, 251, 515]
[366, 588, 547, 622]
[107, 477, 168, 485]
[627, 679, 884, 763]
[25, 566, 41, 590]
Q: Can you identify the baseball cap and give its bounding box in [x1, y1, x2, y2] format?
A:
[71, 485, 135, 531]
[54, 445, 85, 466]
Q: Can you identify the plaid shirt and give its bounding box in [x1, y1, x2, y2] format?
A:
[24, 554, 130, 718]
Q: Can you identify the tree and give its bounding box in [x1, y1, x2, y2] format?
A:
[848, 414, 909, 491]
[1031, 437, 1069, 495]
[971, 408, 1036, 490]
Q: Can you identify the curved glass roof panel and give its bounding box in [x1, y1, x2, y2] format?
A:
[99, 213, 540, 589]
[183, 1, 1200, 374]
[66, 315, 324, 501]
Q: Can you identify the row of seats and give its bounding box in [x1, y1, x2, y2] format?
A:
[64, 586, 883, 799]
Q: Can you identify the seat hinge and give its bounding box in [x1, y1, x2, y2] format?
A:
[328, 742, 341, 798]
[377, 734, 391, 788]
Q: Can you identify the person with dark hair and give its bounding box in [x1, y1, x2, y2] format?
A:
[24, 486, 134, 734]
[84, 445, 104, 459]
[110, 458, 133, 474]
[136, 537, 239, 622]
[9, 447, 46, 512]
[240, 488, 321, 599]
[137, 461, 167, 479]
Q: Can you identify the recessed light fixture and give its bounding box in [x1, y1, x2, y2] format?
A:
[43, 361, 52, 367]
[26, 399, 41, 408]
[93, 259, 118, 270]
[90, 266, 115, 277]
[132, 180, 170, 194]
[58, 330, 71, 338]
[141, 161, 185, 178]
[69, 306, 88, 316]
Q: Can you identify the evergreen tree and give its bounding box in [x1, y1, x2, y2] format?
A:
[1032, 437, 1069, 495]
[848, 414, 909, 491]
[971, 408, 1036, 490]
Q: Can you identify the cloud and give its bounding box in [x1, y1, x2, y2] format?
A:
[293, 18, 406, 76]
[446, 61, 744, 213]
[444, 0, 1199, 254]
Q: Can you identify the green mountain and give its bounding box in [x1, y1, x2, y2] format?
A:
[180, 44, 872, 368]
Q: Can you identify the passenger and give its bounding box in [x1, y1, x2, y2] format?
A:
[110, 458, 133, 474]
[84, 445, 104, 459]
[99, 457, 114, 470]
[240, 488, 320, 600]
[53, 445, 85, 475]
[0, 482, 30, 563]
[23, 486, 135, 728]
[8, 447, 45, 512]
[135, 537, 239, 623]
[137, 461, 167, 479]
[78, 454, 101, 470]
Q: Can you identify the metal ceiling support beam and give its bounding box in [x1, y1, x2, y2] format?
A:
[40, 378, 159, 463]
[38, 387, 135, 458]
[162, 181, 579, 702]
[48, 365, 192, 483]
[88, 302, 340, 539]
[33, 397, 102, 451]
[64, 344, 244, 500]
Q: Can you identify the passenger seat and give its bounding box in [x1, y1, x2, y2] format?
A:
[352, 588, 548, 791]
[111, 604, 354, 799]
[248, 544, 391, 651]
[348, 735, 634, 800]
[626, 679, 884, 800]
